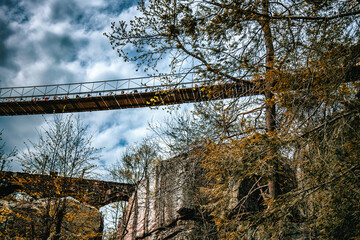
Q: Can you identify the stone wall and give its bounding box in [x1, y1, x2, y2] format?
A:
[119, 155, 216, 240]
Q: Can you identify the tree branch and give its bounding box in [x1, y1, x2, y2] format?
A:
[256, 10, 360, 21]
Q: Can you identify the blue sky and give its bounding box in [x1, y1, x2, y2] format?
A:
[0, 0, 177, 178]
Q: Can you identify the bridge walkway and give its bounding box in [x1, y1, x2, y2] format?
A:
[0, 74, 256, 116]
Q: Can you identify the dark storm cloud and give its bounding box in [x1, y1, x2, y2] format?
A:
[101, 0, 139, 15]
[0, 0, 29, 69]
[0, 0, 31, 25]
[49, 0, 93, 29]
[0, 20, 14, 66]
[0, 0, 26, 17]
[0, 0, 32, 86]
[40, 32, 89, 63]
[50, 0, 84, 23]
[40, 65, 77, 84]
[49, 0, 139, 31]
[0, 18, 19, 87]
[0, 0, 17, 8]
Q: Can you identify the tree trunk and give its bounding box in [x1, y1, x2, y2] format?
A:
[54, 200, 66, 240]
[261, 0, 278, 199]
[42, 202, 52, 240]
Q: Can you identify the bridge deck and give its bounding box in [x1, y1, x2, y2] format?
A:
[0, 82, 256, 116]
[0, 171, 135, 208]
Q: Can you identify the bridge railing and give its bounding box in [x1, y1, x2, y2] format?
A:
[0, 73, 214, 102]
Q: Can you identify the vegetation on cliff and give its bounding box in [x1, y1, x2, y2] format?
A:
[107, 0, 360, 239]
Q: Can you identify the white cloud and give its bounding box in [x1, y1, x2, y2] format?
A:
[85, 107, 169, 151]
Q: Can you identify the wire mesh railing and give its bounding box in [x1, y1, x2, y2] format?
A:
[0, 73, 214, 102]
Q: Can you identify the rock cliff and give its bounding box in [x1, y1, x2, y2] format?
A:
[118, 155, 216, 240]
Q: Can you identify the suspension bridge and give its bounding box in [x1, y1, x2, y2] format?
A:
[0, 74, 256, 116]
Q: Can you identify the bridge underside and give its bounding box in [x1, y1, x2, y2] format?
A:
[0, 171, 135, 208]
[0, 83, 256, 116]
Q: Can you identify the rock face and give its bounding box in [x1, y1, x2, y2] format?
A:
[0, 197, 103, 239]
[118, 156, 217, 240]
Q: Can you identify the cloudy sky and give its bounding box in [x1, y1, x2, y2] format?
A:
[0, 0, 183, 179]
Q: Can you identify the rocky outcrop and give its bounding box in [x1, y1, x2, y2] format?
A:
[118, 155, 216, 240]
[0, 197, 103, 239]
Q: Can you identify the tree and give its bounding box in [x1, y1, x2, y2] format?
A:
[15, 114, 101, 240]
[149, 110, 206, 157]
[21, 115, 98, 177]
[108, 138, 159, 240]
[0, 130, 16, 171]
[106, 0, 360, 239]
